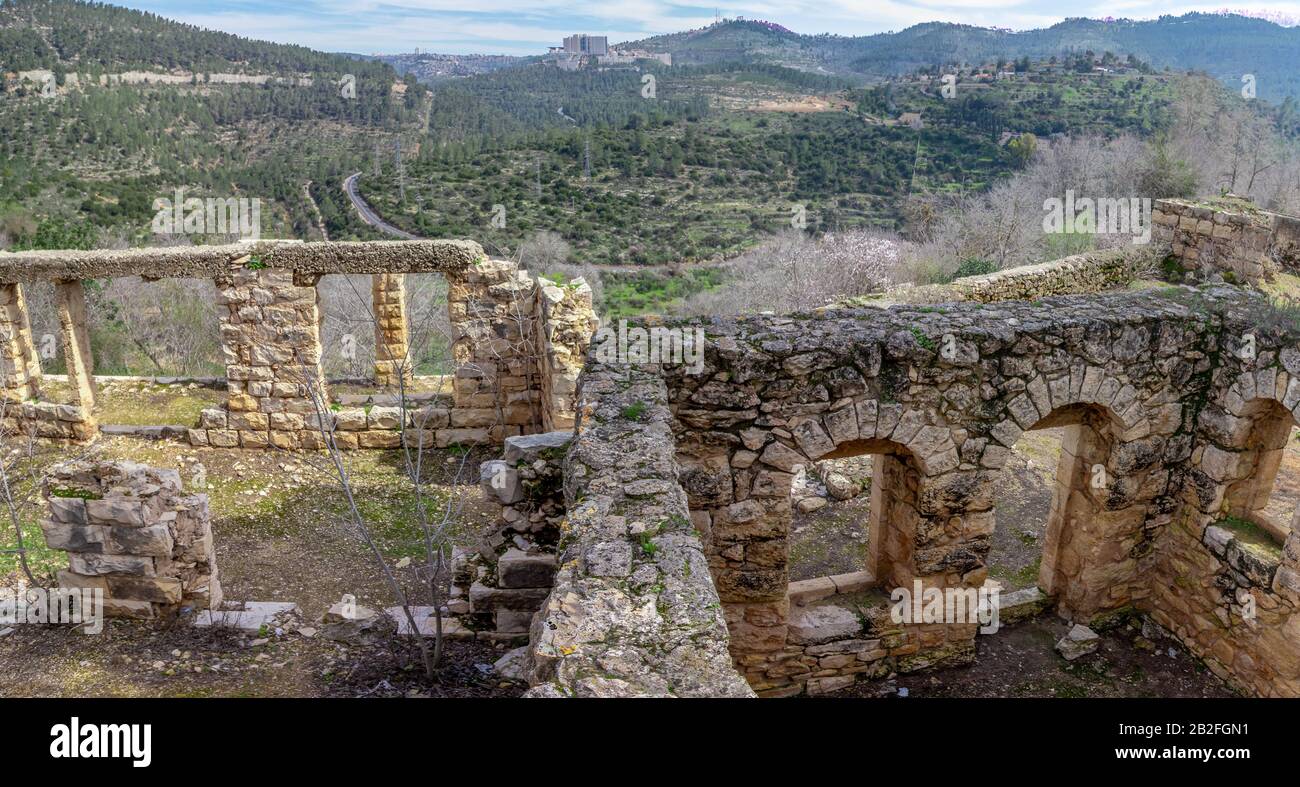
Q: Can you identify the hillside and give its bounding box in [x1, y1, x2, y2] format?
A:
[358, 60, 1178, 270]
[0, 0, 425, 247]
[628, 15, 1300, 101]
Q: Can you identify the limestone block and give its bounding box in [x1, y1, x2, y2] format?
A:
[787, 604, 862, 645]
[1055, 624, 1100, 660]
[497, 549, 558, 588]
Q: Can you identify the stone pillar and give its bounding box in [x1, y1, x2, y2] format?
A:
[54, 280, 97, 411]
[536, 277, 598, 432]
[0, 282, 42, 401]
[372, 273, 412, 388]
[43, 459, 221, 619]
[211, 261, 328, 450]
[445, 258, 541, 445]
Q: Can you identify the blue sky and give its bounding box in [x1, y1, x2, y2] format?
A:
[115, 1, 1300, 55]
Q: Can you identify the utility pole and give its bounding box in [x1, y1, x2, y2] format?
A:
[394, 137, 405, 202]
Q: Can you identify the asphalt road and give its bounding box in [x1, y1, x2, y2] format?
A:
[343, 172, 420, 240]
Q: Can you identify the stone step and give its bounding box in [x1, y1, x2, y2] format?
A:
[194, 601, 299, 632]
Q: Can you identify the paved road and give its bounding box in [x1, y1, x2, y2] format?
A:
[343, 172, 420, 240]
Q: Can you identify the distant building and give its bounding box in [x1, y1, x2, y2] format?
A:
[898, 112, 924, 129]
[598, 49, 672, 67]
[563, 34, 608, 56]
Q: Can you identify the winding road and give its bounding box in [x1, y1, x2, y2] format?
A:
[343, 172, 420, 240]
[342, 171, 724, 274]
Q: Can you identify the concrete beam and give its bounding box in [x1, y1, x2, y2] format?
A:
[0, 239, 486, 283]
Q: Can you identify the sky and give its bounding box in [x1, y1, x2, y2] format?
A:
[113, 1, 1300, 55]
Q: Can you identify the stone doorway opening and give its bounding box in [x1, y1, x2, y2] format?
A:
[986, 425, 1063, 595]
[786, 439, 923, 628]
[993, 403, 1135, 623]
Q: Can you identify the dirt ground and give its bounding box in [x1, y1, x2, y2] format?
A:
[0, 430, 511, 697]
[4, 386, 1297, 697]
[0, 617, 525, 698]
[827, 615, 1238, 698]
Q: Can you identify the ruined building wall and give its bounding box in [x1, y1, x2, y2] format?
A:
[185, 251, 599, 451]
[0, 241, 598, 451]
[536, 277, 598, 432]
[446, 258, 542, 443]
[452, 432, 569, 641]
[0, 281, 95, 441]
[1143, 305, 1300, 697]
[526, 362, 754, 697]
[510, 285, 1300, 697]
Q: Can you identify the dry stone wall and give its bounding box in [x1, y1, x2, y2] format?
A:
[939, 248, 1151, 302]
[42, 460, 220, 619]
[524, 363, 754, 697]
[450, 432, 570, 641]
[1153, 197, 1279, 283]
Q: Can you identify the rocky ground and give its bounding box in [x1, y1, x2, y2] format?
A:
[0, 613, 526, 698]
[826, 614, 1239, 698]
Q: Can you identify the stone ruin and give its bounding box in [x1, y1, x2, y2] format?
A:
[452, 209, 1300, 697]
[0, 240, 598, 450]
[1152, 196, 1292, 284]
[449, 432, 569, 641]
[9, 197, 1300, 698]
[41, 460, 219, 619]
[479, 282, 1300, 697]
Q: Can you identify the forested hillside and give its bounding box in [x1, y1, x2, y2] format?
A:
[630, 15, 1300, 102]
[358, 60, 1179, 267]
[0, 0, 424, 248]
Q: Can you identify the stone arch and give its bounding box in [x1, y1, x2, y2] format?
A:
[818, 436, 927, 589]
[992, 370, 1142, 453]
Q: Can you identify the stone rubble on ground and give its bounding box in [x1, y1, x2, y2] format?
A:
[1055, 624, 1101, 661]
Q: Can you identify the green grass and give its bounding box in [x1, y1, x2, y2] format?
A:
[1216, 514, 1284, 558]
